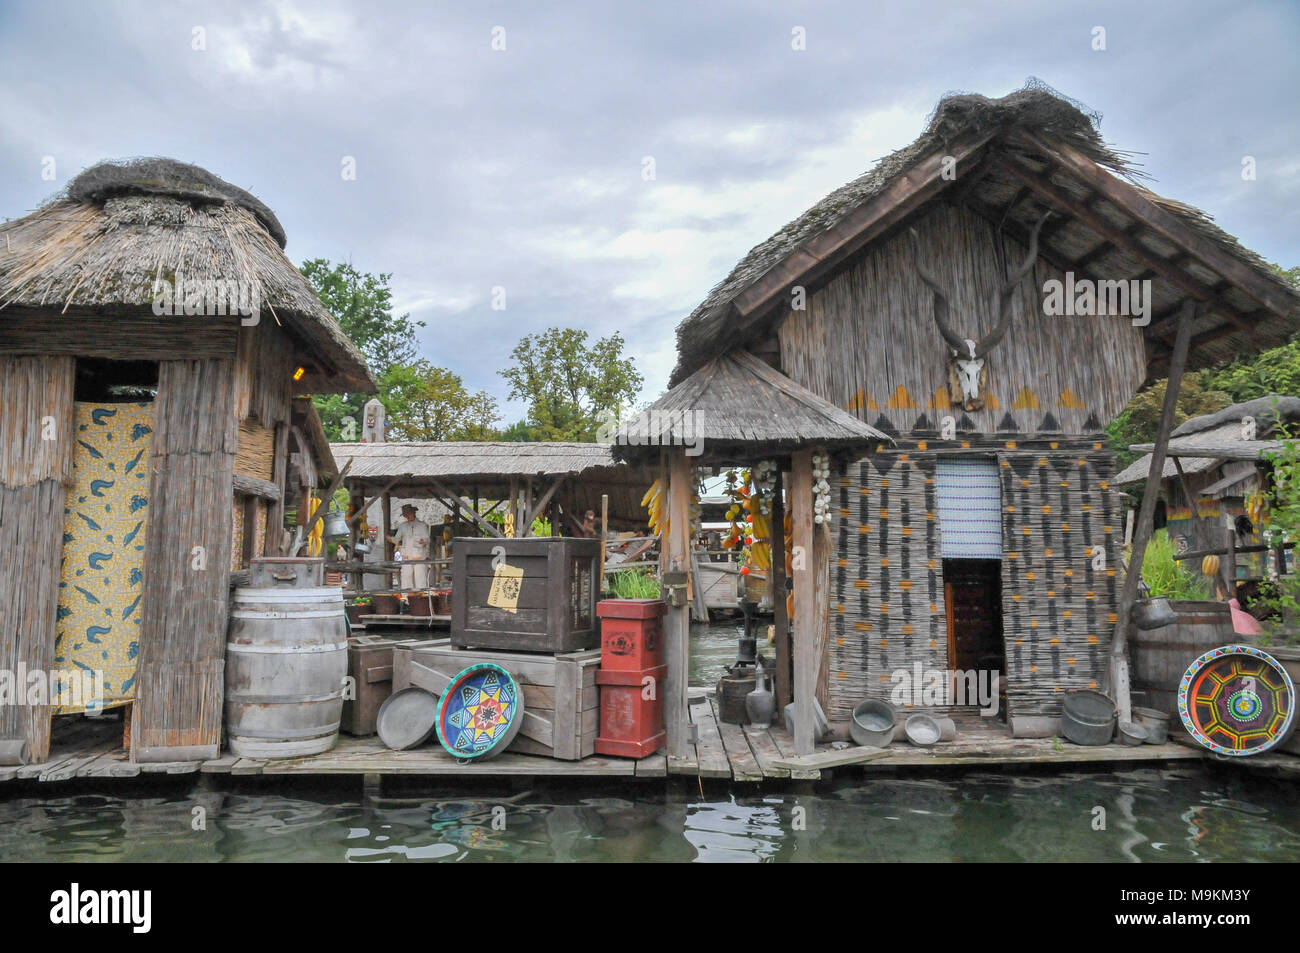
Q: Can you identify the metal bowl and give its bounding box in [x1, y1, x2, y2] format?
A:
[850, 699, 896, 747]
[1117, 721, 1148, 746]
[376, 687, 440, 751]
[904, 714, 941, 747]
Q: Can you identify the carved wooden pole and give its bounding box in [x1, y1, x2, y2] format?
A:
[1110, 298, 1197, 722]
[791, 448, 816, 755]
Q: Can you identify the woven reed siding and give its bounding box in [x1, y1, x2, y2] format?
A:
[999, 438, 1120, 717]
[827, 436, 1121, 722]
[828, 451, 952, 722]
[778, 204, 1147, 436]
[0, 356, 75, 761]
[133, 358, 236, 755]
[236, 420, 276, 479]
[234, 323, 294, 428]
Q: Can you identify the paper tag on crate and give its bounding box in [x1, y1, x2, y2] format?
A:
[487, 562, 523, 613]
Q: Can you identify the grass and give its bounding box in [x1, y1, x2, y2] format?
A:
[1140, 529, 1212, 601]
[607, 570, 661, 599]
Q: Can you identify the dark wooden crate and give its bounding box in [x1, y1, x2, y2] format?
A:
[451, 537, 600, 653]
[341, 635, 419, 736]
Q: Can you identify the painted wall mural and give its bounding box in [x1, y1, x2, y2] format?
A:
[54, 402, 154, 714]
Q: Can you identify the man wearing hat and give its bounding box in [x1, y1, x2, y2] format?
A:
[388, 504, 431, 590]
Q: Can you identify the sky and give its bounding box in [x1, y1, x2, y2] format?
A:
[1, 0, 1296, 422]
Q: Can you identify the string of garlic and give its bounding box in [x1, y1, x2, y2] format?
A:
[812, 451, 832, 525]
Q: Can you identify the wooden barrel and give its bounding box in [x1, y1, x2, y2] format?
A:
[225, 587, 349, 758]
[1130, 600, 1234, 718]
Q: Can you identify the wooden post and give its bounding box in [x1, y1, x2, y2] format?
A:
[382, 491, 394, 563]
[770, 470, 791, 712]
[509, 477, 519, 537]
[664, 450, 692, 760]
[791, 449, 816, 755]
[599, 493, 608, 580]
[267, 421, 288, 555]
[1110, 299, 1197, 722]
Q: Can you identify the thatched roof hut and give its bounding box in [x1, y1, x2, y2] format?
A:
[671, 80, 1300, 388]
[1115, 395, 1300, 484]
[0, 157, 372, 392]
[612, 350, 888, 464]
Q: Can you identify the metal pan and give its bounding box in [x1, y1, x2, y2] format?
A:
[376, 687, 440, 751]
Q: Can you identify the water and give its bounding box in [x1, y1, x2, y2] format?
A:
[1, 767, 1297, 862]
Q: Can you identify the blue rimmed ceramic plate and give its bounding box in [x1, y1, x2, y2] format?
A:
[435, 663, 525, 760]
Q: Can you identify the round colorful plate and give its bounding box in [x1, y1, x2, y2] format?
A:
[1178, 644, 1295, 756]
[435, 663, 525, 761]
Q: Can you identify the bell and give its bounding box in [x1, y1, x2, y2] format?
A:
[322, 508, 350, 541]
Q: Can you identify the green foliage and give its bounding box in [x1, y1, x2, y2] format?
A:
[1140, 529, 1212, 600]
[497, 419, 538, 442]
[530, 516, 553, 537]
[380, 360, 500, 441]
[1108, 373, 1234, 473]
[499, 328, 643, 441]
[608, 570, 661, 599]
[1202, 339, 1300, 403]
[1258, 437, 1300, 644]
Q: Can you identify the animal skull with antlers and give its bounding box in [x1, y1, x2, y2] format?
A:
[910, 211, 1049, 412]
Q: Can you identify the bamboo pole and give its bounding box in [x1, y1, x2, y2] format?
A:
[770, 470, 791, 712]
[1110, 299, 1197, 722]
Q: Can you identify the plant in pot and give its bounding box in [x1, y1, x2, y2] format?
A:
[597, 571, 666, 671]
[345, 595, 373, 625]
[1133, 529, 1211, 628]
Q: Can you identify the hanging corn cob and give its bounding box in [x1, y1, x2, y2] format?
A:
[642, 478, 666, 535]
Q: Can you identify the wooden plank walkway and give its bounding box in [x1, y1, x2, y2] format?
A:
[0, 703, 1219, 786]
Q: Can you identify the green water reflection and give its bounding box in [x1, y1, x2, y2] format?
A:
[0, 767, 1296, 862]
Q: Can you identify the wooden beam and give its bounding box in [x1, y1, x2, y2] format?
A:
[428, 477, 504, 538]
[523, 474, 564, 536]
[299, 458, 351, 543]
[791, 449, 816, 756]
[1110, 299, 1197, 722]
[995, 158, 1256, 332]
[1019, 131, 1300, 318]
[770, 470, 792, 713]
[266, 422, 289, 555]
[346, 474, 407, 528]
[231, 472, 282, 502]
[664, 451, 692, 759]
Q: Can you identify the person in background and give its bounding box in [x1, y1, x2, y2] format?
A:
[388, 504, 431, 589]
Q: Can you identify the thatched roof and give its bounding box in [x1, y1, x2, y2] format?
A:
[330, 440, 655, 531]
[1114, 395, 1300, 484]
[0, 158, 373, 392]
[612, 350, 888, 463]
[670, 79, 1300, 386]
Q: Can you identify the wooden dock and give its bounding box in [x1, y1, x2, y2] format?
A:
[0, 695, 1224, 786]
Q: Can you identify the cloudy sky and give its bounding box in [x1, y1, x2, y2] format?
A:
[1, 1, 1296, 421]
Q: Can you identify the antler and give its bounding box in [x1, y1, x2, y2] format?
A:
[909, 227, 967, 354]
[975, 210, 1051, 358]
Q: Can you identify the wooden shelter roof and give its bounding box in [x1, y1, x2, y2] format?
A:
[670, 80, 1300, 387]
[612, 349, 888, 463]
[0, 158, 374, 393]
[329, 440, 655, 530]
[1114, 395, 1300, 483]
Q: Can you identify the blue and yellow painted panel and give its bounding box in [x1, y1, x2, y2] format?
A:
[54, 402, 154, 714]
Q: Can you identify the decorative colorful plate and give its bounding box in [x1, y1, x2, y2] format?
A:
[1178, 644, 1295, 756]
[436, 663, 525, 761]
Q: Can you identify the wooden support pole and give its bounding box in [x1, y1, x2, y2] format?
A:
[599, 493, 608, 581]
[509, 477, 519, 537]
[523, 474, 565, 537]
[791, 449, 816, 755]
[770, 470, 791, 712]
[1110, 299, 1197, 722]
[267, 421, 289, 555]
[664, 450, 692, 760]
[382, 492, 394, 563]
[428, 477, 504, 538]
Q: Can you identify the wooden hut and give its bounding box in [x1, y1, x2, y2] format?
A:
[1115, 396, 1300, 581]
[0, 158, 373, 764]
[651, 83, 1300, 738]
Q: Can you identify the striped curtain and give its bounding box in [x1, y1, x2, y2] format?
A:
[936, 458, 1002, 559]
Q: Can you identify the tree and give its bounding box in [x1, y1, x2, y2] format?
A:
[499, 328, 643, 441]
[300, 260, 426, 439]
[381, 360, 501, 441]
[1107, 371, 1234, 472]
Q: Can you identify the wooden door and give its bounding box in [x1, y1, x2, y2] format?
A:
[943, 558, 1004, 677]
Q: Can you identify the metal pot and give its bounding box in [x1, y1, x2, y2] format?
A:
[322, 508, 350, 541]
[1117, 721, 1148, 746]
[1132, 597, 1176, 630]
[849, 699, 896, 747]
[1060, 689, 1117, 746]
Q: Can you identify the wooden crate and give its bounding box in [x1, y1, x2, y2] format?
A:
[341, 635, 420, 736]
[393, 641, 601, 760]
[451, 537, 600, 653]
